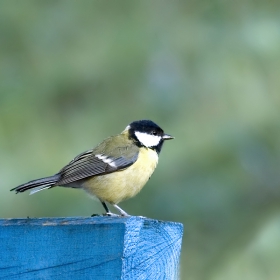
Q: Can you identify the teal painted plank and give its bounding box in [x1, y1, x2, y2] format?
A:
[0, 217, 183, 280]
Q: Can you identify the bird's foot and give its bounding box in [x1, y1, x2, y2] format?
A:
[91, 213, 102, 217]
[104, 212, 120, 217]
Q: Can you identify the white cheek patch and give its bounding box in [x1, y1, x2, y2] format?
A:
[95, 154, 117, 168]
[135, 131, 161, 147]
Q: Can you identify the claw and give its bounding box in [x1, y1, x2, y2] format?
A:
[104, 212, 120, 217]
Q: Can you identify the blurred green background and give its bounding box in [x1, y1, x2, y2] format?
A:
[1, 1, 280, 279]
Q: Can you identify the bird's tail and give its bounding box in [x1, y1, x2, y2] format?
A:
[11, 174, 60, 195]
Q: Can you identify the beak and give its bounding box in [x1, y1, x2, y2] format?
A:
[162, 133, 174, 140]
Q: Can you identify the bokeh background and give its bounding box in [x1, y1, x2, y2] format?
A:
[1, 1, 280, 279]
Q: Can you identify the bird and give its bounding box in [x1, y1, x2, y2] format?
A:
[11, 120, 174, 216]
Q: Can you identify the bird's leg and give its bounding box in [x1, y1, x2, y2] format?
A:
[100, 200, 110, 213]
[112, 204, 130, 216]
[99, 200, 120, 217]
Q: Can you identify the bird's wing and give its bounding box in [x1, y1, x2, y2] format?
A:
[57, 138, 139, 185]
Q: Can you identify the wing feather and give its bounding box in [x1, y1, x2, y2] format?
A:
[57, 139, 139, 185]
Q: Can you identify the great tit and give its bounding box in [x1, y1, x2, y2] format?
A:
[11, 120, 173, 216]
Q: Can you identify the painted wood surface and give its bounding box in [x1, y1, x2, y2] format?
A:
[0, 216, 183, 280]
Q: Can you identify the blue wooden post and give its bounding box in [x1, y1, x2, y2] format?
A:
[0, 216, 183, 280]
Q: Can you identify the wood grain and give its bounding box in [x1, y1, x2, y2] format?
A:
[0, 216, 183, 280]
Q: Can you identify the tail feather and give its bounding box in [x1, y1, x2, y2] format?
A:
[11, 174, 60, 194]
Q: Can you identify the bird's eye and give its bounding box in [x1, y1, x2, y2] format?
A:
[152, 131, 157, 135]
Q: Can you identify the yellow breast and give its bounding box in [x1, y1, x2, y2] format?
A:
[82, 148, 158, 204]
